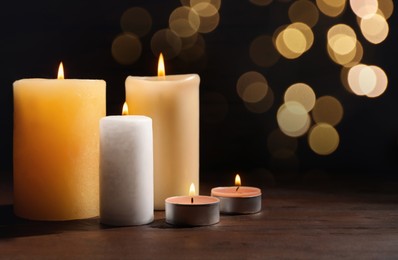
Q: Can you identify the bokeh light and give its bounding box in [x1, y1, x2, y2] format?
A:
[236, 71, 267, 100]
[378, 0, 394, 19]
[250, 35, 280, 67]
[366, 65, 388, 98]
[360, 13, 389, 44]
[316, 0, 346, 17]
[169, 6, 200, 38]
[350, 0, 378, 18]
[151, 29, 182, 59]
[120, 7, 152, 37]
[308, 123, 340, 155]
[275, 23, 313, 59]
[178, 33, 206, 62]
[111, 33, 142, 65]
[348, 64, 388, 97]
[284, 83, 316, 112]
[288, 0, 319, 28]
[327, 24, 357, 56]
[312, 96, 343, 126]
[277, 101, 311, 137]
[191, 0, 221, 11]
[244, 87, 274, 114]
[191, 1, 220, 33]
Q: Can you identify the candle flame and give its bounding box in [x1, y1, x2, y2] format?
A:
[235, 174, 241, 186]
[57, 62, 64, 79]
[157, 53, 165, 77]
[122, 102, 129, 115]
[189, 183, 196, 196]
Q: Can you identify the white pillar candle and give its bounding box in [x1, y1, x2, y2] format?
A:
[13, 63, 105, 220]
[100, 104, 154, 226]
[125, 54, 200, 210]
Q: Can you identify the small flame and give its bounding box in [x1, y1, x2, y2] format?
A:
[157, 53, 165, 77]
[235, 174, 241, 186]
[122, 102, 129, 115]
[57, 62, 64, 79]
[189, 183, 196, 196]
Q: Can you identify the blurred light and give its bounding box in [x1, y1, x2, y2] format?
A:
[196, 7, 220, 33]
[277, 101, 311, 137]
[150, 29, 182, 59]
[250, 0, 273, 6]
[288, 0, 319, 28]
[178, 32, 206, 62]
[366, 65, 388, 98]
[201, 91, 229, 123]
[327, 39, 363, 67]
[358, 65, 377, 94]
[191, 0, 221, 10]
[283, 27, 306, 54]
[243, 82, 269, 103]
[327, 24, 357, 55]
[120, 7, 152, 37]
[348, 64, 388, 98]
[267, 128, 298, 159]
[378, 0, 394, 19]
[349, 0, 378, 18]
[360, 13, 389, 44]
[316, 0, 346, 17]
[250, 35, 280, 67]
[244, 87, 274, 113]
[312, 96, 343, 126]
[308, 123, 339, 155]
[284, 83, 316, 112]
[111, 33, 142, 65]
[191, 1, 219, 16]
[169, 6, 200, 38]
[236, 71, 267, 100]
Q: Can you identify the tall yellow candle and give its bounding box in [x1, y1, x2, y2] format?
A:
[13, 63, 106, 220]
[125, 54, 200, 210]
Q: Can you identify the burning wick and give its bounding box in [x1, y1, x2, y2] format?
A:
[235, 174, 241, 192]
[189, 182, 195, 204]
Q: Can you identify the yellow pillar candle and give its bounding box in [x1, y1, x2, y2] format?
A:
[13, 63, 106, 220]
[125, 54, 200, 210]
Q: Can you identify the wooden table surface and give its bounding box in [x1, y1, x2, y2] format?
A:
[1, 177, 398, 259]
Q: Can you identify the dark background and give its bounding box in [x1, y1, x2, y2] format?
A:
[1, 0, 397, 185]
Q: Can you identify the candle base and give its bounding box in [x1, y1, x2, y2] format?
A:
[212, 195, 262, 215]
[165, 196, 220, 226]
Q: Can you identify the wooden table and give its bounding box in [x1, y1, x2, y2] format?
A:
[1, 177, 398, 259]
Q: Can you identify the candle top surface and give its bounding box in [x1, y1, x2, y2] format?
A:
[101, 115, 152, 123]
[211, 186, 262, 198]
[165, 195, 219, 205]
[127, 74, 199, 82]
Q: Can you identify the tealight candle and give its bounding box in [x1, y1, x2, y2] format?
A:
[99, 103, 154, 226]
[211, 174, 262, 214]
[165, 183, 220, 226]
[125, 53, 200, 210]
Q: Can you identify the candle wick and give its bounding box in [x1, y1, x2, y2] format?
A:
[236, 186, 240, 192]
[191, 197, 194, 204]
